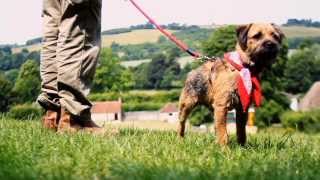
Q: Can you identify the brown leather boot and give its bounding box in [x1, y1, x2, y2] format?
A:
[57, 108, 82, 133]
[42, 110, 59, 131]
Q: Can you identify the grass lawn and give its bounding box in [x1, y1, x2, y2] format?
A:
[0, 117, 319, 180]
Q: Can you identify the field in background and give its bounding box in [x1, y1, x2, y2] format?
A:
[102, 29, 176, 47]
[1, 118, 319, 180]
[11, 26, 320, 53]
[281, 26, 320, 38]
[12, 29, 176, 53]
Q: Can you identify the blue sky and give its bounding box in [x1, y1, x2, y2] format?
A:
[0, 0, 319, 44]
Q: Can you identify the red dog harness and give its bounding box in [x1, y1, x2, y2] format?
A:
[224, 52, 262, 112]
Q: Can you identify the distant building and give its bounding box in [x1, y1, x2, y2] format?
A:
[91, 99, 123, 122]
[159, 103, 179, 123]
[299, 81, 320, 111]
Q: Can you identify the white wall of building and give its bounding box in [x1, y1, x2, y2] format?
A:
[124, 111, 160, 121]
[159, 112, 179, 123]
[92, 112, 122, 122]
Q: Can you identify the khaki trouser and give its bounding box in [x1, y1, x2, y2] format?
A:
[38, 0, 101, 118]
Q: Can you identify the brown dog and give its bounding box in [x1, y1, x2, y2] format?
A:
[178, 23, 284, 145]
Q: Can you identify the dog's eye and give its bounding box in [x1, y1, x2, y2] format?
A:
[252, 32, 262, 39]
[272, 33, 280, 41]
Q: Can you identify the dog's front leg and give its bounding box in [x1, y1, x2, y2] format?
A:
[213, 106, 229, 146]
[236, 109, 248, 146]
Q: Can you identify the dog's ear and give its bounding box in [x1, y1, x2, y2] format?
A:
[236, 24, 252, 51]
[271, 23, 285, 43]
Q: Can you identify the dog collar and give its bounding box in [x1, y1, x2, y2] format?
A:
[224, 51, 262, 112]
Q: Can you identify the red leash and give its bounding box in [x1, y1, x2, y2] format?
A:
[127, 0, 212, 61]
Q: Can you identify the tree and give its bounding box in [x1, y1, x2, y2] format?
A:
[12, 60, 41, 103]
[202, 25, 237, 57]
[283, 44, 320, 94]
[0, 73, 13, 112]
[132, 53, 182, 89]
[147, 54, 168, 89]
[133, 63, 149, 89]
[5, 69, 19, 82]
[93, 48, 134, 93]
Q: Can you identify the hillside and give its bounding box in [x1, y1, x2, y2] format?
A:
[12, 29, 176, 54]
[281, 26, 320, 38]
[11, 26, 320, 54]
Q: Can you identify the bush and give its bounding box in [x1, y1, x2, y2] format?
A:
[89, 90, 180, 104]
[89, 90, 181, 112]
[124, 102, 163, 111]
[8, 104, 43, 120]
[189, 106, 213, 126]
[281, 109, 320, 133]
[256, 100, 285, 127]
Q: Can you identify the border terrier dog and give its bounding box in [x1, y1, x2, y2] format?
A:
[178, 23, 284, 146]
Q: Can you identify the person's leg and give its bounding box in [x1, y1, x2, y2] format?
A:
[37, 0, 62, 130]
[57, 0, 103, 133]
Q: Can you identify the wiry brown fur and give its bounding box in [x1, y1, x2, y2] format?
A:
[178, 23, 284, 146]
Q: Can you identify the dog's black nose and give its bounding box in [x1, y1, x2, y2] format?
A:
[263, 41, 276, 49]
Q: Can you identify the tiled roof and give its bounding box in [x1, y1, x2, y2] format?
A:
[160, 103, 179, 113]
[91, 101, 122, 113]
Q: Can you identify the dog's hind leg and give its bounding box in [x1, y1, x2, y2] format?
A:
[178, 96, 196, 137]
[236, 107, 248, 146]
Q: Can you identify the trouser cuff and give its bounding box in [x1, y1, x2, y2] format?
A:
[37, 93, 60, 111]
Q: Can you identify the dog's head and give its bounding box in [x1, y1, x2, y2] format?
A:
[236, 23, 284, 68]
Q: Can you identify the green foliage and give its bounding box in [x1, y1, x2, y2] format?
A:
[283, 44, 320, 94]
[4, 69, 19, 82]
[256, 100, 285, 127]
[0, 47, 40, 71]
[101, 28, 132, 35]
[93, 48, 134, 93]
[146, 54, 168, 89]
[89, 90, 180, 111]
[0, 73, 13, 112]
[287, 37, 320, 49]
[133, 54, 181, 89]
[202, 25, 237, 57]
[281, 109, 320, 133]
[189, 106, 213, 126]
[124, 102, 163, 112]
[132, 63, 149, 89]
[7, 104, 42, 120]
[90, 90, 180, 103]
[12, 60, 41, 103]
[1, 118, 320, 180]
[112, 27, 212, 61]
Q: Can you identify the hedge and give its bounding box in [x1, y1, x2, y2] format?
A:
[281, 109, 320, 133]
[8, 104, 43, 120]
